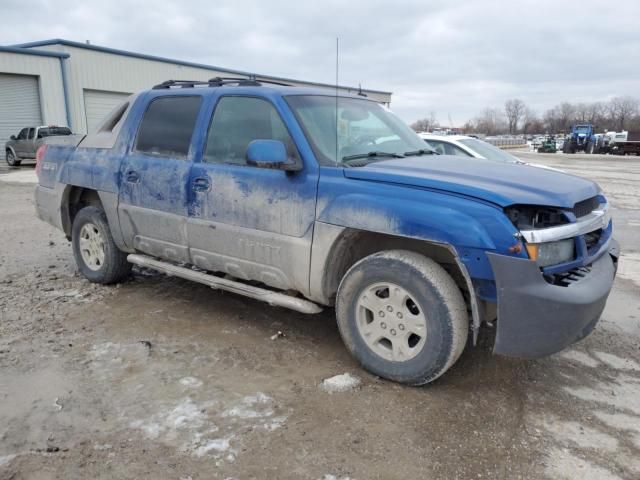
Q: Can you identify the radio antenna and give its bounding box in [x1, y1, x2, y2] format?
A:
[335, 37, 339, 166]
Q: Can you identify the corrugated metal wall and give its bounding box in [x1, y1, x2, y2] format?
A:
[0, 51, 68, 128]
[29, 44, 391, 134]
[83, 89, 132, 133]
[0, 74, 42, 160]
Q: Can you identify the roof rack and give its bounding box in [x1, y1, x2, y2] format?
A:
[152, 77, 293, 90]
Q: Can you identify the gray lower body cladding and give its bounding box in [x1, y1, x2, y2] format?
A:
[487, 239, 619, 358]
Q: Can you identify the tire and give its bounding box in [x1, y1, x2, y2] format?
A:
[6, 150, 21, 167]
[335, 250, 469, 385]
[71, 206, 132, 284]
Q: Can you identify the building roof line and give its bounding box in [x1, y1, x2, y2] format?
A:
[0, 45, 70, 58]
[12, 38, 392, 95]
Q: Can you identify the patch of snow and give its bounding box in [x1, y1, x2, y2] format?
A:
[179, 377, 203, 388]
[617, 252, 640, 288]
[222, 392, 274, 419]
[243, 392, 271, 404]
[593, 351, 640, 371]
[221, 406, 273, 419]
[538, 415, 618, 452]
[262, 416, 287, 431]
[593, 411, 640, 433]
[0, 170, 37, 184]
[321, 373, 361, 393]
[564, 374, 640, 415]
[167, 398, 207, 429]
[558, 350, 600, 369]
[93, 443, 112, 451]
[545, 447, 622, 480]
[130, 397, 216, 444]
[0, 454, 17, 467]
[194, 437, 232, 457]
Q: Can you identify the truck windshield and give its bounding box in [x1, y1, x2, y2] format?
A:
[286, 95, 426, 166]
[39, 127, 72, 137]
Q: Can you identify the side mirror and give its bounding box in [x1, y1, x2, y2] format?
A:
[10, 135, 16, 140]
[246, 139, 300, 171]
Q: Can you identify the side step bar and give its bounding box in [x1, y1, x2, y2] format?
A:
[127, 254, 323, 314]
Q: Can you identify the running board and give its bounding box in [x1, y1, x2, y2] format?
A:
[127, 254, 323, 314]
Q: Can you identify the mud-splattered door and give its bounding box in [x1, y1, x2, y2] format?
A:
[118, 95, 204, 263]
[187, 95, 319, 294]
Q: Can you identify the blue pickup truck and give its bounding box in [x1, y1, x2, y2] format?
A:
[34, 78, 619, 385]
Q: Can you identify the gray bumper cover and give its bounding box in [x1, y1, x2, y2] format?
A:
[487, 239, 619, 358]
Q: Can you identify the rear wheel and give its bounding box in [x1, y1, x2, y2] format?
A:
[5, 150, 20, 167]
[71, 206, 132, 284]
[336, 250, 469, 385]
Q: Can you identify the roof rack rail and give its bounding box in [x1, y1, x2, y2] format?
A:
[152, 77, 293, 90]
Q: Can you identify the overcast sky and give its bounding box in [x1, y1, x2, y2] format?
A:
[3, 0, 639, 125]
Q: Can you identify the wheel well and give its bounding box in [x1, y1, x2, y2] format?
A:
[322, 229, 470, 305]
[62, 187, 104, 236]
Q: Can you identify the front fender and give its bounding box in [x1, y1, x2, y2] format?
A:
[315, 170, 528, 281]
[318, 192, 498, 250]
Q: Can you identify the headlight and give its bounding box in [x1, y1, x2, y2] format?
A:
[525, 239, 574, 267]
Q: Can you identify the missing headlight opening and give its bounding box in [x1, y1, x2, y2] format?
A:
[505, 205, 569, 230]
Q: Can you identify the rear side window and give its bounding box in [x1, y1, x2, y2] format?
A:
[135, 96, 202, 158]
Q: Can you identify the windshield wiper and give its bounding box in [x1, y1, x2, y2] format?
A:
[342, 151, 405, 162]
[403, 148, 439, 156]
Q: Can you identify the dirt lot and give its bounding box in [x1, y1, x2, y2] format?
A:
[1, 153, 639, 480]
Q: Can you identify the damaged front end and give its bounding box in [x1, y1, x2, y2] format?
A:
[487, 196, 619, 358]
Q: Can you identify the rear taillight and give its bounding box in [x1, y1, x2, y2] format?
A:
[35, 145, 48, 179]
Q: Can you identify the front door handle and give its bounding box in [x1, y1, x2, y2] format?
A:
[193, 177, 211, 192]
[125, 170, 140, 183]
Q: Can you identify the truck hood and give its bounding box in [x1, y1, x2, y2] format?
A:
[343, 156, 599, 208]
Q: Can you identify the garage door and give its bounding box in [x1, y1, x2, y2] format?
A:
[0, 74, 42, 160]
[84, 89, 131, 134]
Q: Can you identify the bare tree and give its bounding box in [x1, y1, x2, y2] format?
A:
[410, 111, 439, 132]
[521, 107, 541, 136]
[504, 99, 526, 134]
[472, 108, 508, 136]
[608, 96, 639, 131]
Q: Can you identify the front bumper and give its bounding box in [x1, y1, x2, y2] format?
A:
[486, 239, 619, 358]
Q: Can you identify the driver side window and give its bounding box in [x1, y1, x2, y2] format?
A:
[17, 128, 28, 140]
[204, 96, 299, 165]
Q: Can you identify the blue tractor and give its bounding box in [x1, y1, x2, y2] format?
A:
[563, 124, 596, 154]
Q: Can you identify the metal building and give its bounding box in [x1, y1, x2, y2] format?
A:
[0, 39, 392, 160]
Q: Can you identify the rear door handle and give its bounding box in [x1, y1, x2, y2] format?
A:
[125, 170, 140, 183]
[193, 177, 211, 192]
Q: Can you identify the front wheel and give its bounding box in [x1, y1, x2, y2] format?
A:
[6, 150, 21, 167]
[336, 250, 469, 385]
[71, 206, 132, 284]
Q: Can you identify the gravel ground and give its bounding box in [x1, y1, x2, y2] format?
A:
[0, 153, 639, 479]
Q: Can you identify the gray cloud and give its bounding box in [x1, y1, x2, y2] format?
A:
[3, 0, 639, 124]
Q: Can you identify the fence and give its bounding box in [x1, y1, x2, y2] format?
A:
[483, 137, 527, 148]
